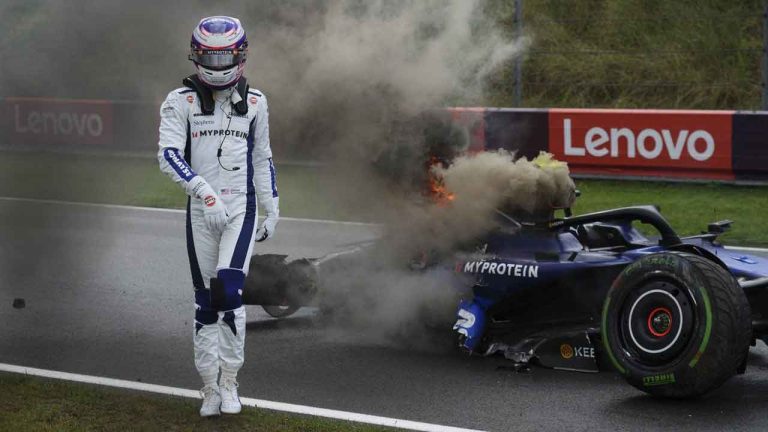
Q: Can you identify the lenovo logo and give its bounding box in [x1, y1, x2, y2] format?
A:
[6, 98, 114, 147]
[14, 104, 104, 137]
[548, 109, 733, 180]
[562, 118, 715, 162]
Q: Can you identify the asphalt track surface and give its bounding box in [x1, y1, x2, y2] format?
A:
[2, 198, 768, 432]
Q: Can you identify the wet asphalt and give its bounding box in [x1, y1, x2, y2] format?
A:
[2, 198, 768, 432]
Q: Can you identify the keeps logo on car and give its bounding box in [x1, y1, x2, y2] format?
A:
[548, 109, 734, 180]
[559, 343, 594, 360]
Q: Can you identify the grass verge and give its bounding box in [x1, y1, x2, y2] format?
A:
[0, 373, 391, 432]
[0, 150, 765, 246]
[0, 150, 352, 220]
[573, 179, 767, 247]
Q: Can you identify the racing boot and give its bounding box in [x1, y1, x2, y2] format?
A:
[199, 384, 222, 417]
[220, 378, 242, 414]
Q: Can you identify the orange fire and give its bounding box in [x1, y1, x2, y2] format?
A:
[426, 157, 455, 206]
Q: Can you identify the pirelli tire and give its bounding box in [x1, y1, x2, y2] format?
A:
[601, 252, 751, 398]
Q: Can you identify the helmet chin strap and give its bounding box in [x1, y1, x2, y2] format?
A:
[182, 74, 249, 116]
[230, 87, 243, 104]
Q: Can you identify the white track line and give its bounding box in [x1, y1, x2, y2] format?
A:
[0, 363, 484, 432]
[0, 196, 377, 227]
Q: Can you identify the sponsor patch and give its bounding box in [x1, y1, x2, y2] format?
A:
[193, 129, 249, 139]
[204, 195, 216, 207]
[219, 187, 244, 195]
[164, 148, 194, 181]
[186, 95, 194, 103]
[249, 96, 257, 104]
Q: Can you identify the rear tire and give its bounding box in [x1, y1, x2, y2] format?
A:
[601, 252, 751, 398]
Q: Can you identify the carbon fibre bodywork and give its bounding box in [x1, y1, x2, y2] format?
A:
[450, 206, 768, 371]
[243, 205, 768, 373]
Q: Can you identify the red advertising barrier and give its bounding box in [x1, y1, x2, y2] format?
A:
[548, 109, 735, 180]
[3, 97, 114, 147]
[0, 97, 764, 182]
[445, 107, 486, 154]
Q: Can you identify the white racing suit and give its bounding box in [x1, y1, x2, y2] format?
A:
[157, 84, 278, 386]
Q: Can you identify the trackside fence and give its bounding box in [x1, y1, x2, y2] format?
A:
[1, 98, 766, 182]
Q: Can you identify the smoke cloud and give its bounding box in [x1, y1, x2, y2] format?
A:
[0, 1, 541, 347]
[248, 0, 528, 159]
[238, 1, 538, 344]
[0, 0, 527, 154]
[318, 151, 576, 346]
[385, 151, 576, 258]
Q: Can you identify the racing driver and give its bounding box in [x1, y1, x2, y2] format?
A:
[157, 16, 279, 417]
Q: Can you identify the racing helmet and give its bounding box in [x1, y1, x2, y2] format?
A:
[189, 16, 248, 89]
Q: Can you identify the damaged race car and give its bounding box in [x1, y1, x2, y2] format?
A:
[241, 153, 768, 399]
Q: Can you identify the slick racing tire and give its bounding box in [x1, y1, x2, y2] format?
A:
[601, 252, 751, 398]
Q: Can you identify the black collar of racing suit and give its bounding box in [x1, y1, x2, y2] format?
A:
[182, 75, 249, 116]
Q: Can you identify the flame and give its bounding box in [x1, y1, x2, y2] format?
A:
[426, 156, 455, 206]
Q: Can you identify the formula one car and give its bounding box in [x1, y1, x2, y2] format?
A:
[242, 199, 768, 399]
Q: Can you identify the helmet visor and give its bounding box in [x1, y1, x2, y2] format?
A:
[189, 49, 246, 69]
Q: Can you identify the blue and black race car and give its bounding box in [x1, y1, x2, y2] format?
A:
[243, 199, 768, 399]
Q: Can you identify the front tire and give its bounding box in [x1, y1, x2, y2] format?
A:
[601, 252, 751, 398]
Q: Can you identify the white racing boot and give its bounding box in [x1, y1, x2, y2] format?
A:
[199, 384, 222, 417]
[219, 378, 242, 414]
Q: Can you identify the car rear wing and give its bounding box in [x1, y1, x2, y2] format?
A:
[681, 220, 734, 243]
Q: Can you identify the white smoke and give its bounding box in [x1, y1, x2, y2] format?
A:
[1, 0, 538, 348]
[245, 0, 530, 162]
[320, 151, 576, 346]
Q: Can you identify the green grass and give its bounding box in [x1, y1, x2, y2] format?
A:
[0, 150, 364, 221]
[484, 0, 765, 110]
[573, 179, 768, 247]
[1, 150, 765, 246]
[0, 373, 390, 432]
[4, 1, 762, 110]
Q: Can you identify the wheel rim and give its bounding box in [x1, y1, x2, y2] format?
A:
[647, 307, 673, 337]
[619, 279, 696, 366]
